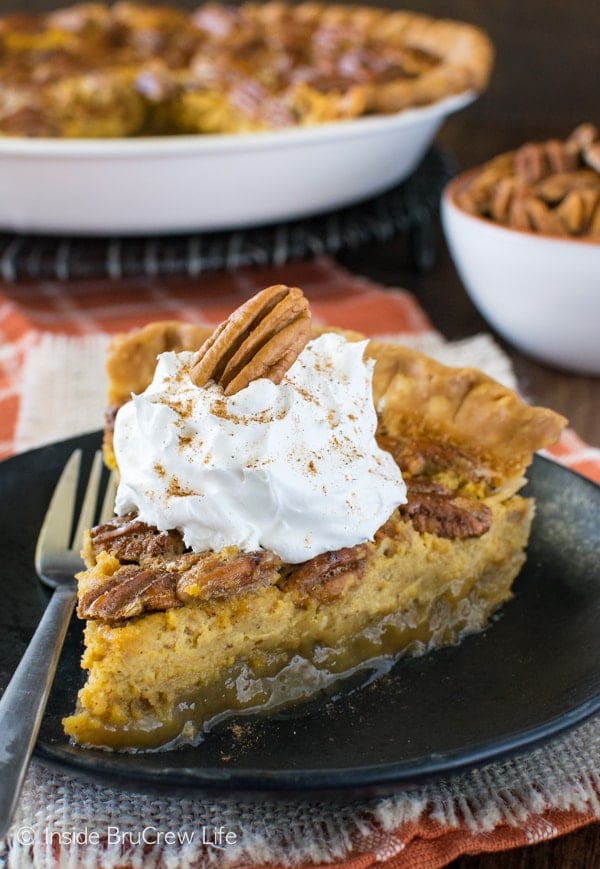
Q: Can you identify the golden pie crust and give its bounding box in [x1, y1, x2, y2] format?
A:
[62, 313, 565, 751]
[0, 1, 494, 137]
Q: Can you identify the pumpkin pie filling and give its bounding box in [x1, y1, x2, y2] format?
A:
[65, 496, 532, 751]
[0, 1, 494, 137]
[62, 287, 566, 751]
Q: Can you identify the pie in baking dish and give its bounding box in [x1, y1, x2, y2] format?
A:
[62, 285, 565, 751]
[0, 1, 493, 137]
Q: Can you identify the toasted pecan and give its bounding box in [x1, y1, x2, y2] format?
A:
[377, 433, 493, 490]
[284, 545, 368, 604]
[584, 141, 600, 173]
[568, 122, 599, 154]
[400, 479, 492, 538]
[78, 564, 182, 620]
[535, 169, 599, 203]
[176, 549, 282, 602]
[514, 138, 578, 183]
[555, 188, 600, 234]
[79, 547, 282, 620]
[89, 513, 185, 564]
[519, 195, 568, 236]
[189, 284, 311, 395]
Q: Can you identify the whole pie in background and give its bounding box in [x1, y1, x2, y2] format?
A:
[0, 1, 494, 137]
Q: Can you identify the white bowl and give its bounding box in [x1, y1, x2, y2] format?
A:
[442, 170, 600, 375]
[0, 92, 474, 236]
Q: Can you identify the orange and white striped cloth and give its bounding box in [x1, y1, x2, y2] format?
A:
[1, 255, 599, 869]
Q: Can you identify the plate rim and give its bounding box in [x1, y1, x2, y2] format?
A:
[34, 691, 600, 797]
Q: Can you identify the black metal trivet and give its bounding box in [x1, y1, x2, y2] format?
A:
[0, 147, 455, 282]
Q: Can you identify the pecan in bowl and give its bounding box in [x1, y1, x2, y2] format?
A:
[441, 124, 600, 376]
[451, 124, 600, 239]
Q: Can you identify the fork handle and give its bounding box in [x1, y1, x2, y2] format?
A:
[0, 586, 76, 840]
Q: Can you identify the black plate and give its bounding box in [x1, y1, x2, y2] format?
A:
[2, 432, 599, 799]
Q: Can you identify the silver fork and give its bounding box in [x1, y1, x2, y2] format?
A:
[0, 449, 116, 839]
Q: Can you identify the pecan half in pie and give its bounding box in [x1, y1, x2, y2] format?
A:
[62, 286, 566, 751]
[0, 1, 493, 137]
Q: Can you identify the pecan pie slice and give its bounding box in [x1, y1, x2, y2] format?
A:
[62, 299, 565, 752]
[0, 1, 493, 137]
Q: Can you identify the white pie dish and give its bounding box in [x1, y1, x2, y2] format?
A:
[0, 92, 473, 236]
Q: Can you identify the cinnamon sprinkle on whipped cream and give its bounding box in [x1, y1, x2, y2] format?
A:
[113, 332, 406, 563]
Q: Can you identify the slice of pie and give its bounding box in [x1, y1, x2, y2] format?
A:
[63, 286, 565, 751]
[0, 2, 493, 137]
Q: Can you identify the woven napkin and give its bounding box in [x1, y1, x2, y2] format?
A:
[0, 256, 599, 868]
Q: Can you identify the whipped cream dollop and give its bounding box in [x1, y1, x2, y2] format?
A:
[113, 332, 406, 564]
